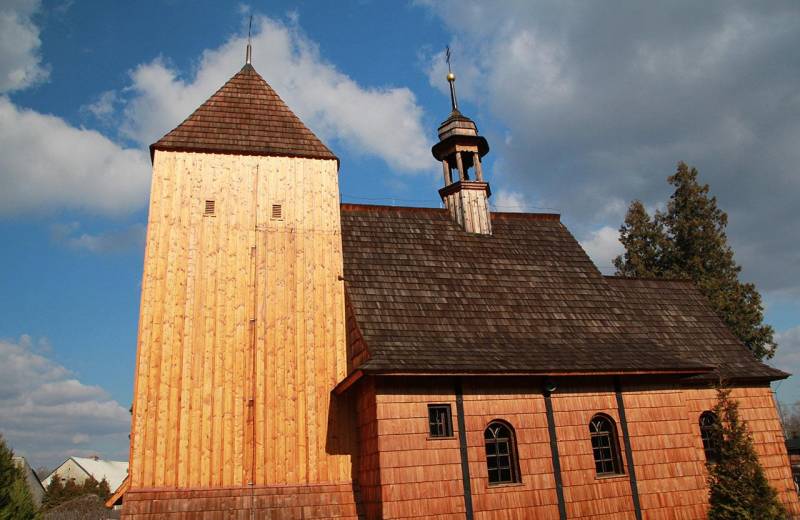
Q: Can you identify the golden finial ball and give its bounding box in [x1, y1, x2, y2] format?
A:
[447, 72, 456, 82]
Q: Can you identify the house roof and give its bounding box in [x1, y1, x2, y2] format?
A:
[41, 457, 129, 492]
[151, 64, 336, 161]
[339, 204, 785, 382]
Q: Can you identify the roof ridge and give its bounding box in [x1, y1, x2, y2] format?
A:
[340, 203, 445, 214]
[339, 203, 560, 221]
[604, 274, 693, 283]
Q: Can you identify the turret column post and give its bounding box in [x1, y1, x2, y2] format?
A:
[473, 152, 483, 181]
[442, 160, 452, 185]
[455, 152, 466, 181]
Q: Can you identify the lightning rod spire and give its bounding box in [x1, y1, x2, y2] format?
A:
[245, 15, 253, 65]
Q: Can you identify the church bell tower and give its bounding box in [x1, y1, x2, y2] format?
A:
[123, 43, 359, 518]
[432, 63, 493, 234]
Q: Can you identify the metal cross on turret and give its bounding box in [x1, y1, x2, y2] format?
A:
[445, 46, 459, 113]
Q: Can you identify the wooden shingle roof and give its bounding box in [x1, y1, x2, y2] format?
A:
[151, 64, 336, 161]
[340, 204, 785, 382]
[604, 277, 785, 381]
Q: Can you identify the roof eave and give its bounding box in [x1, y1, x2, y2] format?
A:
[332, 366, 713, 394]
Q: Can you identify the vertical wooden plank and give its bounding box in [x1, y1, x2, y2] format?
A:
[294, 160, 308, 484]
[163, 152, 190, 488]
[141, 151, 175, 487]
[187, 154, 206, 487]
[176, 161, 198, 487]
[284, 160, 298, 484]
[220, 159, 235, 486]
[200, 155, 219, 487]
[128, 150, 167, 487]
[254, 158, 268, 485]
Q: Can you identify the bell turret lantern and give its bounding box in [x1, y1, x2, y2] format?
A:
[432, 54, 492, 234]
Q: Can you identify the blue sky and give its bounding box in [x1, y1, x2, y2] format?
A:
[1, 0, 799, 468]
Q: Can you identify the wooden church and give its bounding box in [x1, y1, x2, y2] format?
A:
[121, 43, 800, 519]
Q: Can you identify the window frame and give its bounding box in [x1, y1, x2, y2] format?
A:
[427, 404, 454, 439]
[589, 413, 625, 477]
[699, 411, 720, 463]
[484, 420, 521, 486]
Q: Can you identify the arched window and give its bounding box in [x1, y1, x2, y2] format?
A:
[589, 414, 624, 476]
[700, 411, 720, 462]
[484, 421, 520, 485]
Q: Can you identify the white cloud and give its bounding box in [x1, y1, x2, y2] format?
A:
[0, 1, 148, 217]
[0, 0, 48, 93]
[492, 189, 528, 212]
[71, 433, 90, 445]
[0, 97, 150, 215]
[579, 226, 623, 274]
[0, 336, 130, 467]
[119, 15, 430, 172]
[81, 90, 118, 122]
[50, 222, 146, 253]
[421, 1, 800, 295]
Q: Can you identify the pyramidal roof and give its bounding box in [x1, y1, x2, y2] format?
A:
[151, 64, 336, 161]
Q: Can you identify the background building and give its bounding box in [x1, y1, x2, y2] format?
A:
[42, 456, 129, 494]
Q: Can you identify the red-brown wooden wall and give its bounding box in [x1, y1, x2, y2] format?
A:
[357, 376, 800, 519]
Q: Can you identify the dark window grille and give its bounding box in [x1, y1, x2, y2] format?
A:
[700, 411, 719, 462]
[484, 421, 520, 485]
[590, 414, 624, 476]
[204, 199, 215, 216]
[428, 404, 453, 438]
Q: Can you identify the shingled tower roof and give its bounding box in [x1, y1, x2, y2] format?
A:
[150, 64, 336, 161]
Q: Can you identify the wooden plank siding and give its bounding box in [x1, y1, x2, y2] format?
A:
[357, 377, 799, 520]
[550, 381, 636, 520]
[375, 379, 466, 520]
[623, 384, 709, 519]
[127, 150, 355, 498]
[462, 380, 561, 519]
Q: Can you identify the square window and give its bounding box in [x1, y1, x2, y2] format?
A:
[428, 404, 453, 438]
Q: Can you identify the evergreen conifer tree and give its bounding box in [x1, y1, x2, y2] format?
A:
[0, 435, 38, 519]
[97, 477, 111, 501]
[82, 475, 99, 496]
[41, 473, 64, 510]
[613, 200, 668, 277]
[613, 162, 776, 359]
[1, 478, 37, 520]
[0, 436, 15, 513]
[61, 477, 80, 502]
[707, 387, 786, 519]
